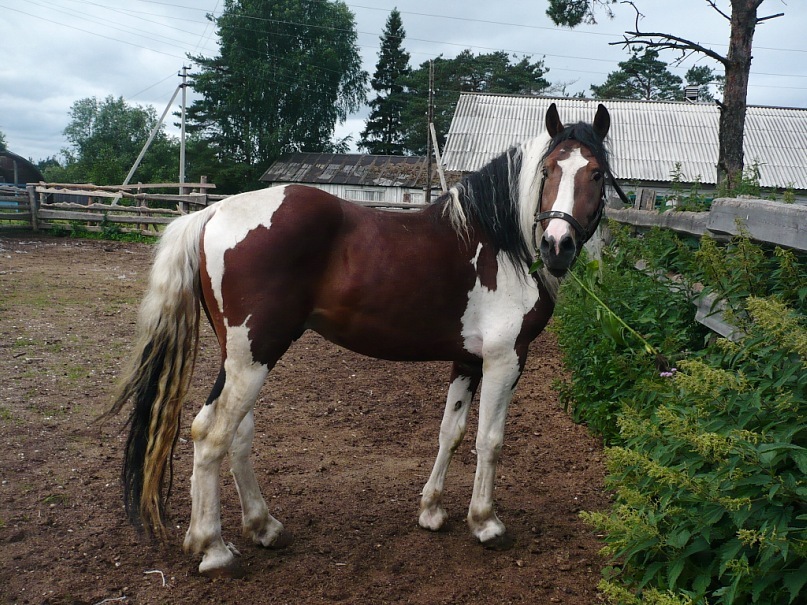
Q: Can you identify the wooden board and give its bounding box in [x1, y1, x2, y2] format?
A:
[708, 198, 807, 251]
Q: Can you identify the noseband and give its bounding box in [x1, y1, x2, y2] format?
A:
[531, 177, 606, 254]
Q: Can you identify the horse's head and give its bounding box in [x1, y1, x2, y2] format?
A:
[535, 103, 610, 278]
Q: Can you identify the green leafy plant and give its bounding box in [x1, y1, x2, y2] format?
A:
[716, 161, 764, 199]
[667, 163, 710, 212]
[584, 298, 807, 604]
[554, 223, 806, 603]
[552, 238, 704, 442]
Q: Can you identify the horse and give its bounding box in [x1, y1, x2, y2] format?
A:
[109, 102, 612, 578]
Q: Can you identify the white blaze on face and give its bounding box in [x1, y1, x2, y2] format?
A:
[544, 147, 588, 251]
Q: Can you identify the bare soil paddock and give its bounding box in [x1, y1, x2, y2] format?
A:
[0, 233, 608, 604]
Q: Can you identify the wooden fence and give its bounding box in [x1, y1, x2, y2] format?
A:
[0, 181, 227, 235]
[0, 185, 32, 226]
[598, 197, 806, 339]
[605, 197, 806, 252]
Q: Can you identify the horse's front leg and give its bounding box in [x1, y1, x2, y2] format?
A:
[419, 362, 481, 531]
[467, 350, 523, 548]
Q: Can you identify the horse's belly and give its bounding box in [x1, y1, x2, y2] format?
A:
[306, 307, 469, 363]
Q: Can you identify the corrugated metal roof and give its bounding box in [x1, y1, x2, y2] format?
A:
[261, 152, 443, 188]
[442, 94, 807, 190]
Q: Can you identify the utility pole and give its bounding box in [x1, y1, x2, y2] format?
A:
[120, 83, 182, 190]
[179, 65, 188, 195]
[424, 60, 434, 204]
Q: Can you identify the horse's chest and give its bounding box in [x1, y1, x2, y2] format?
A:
[460, 249, 542, 356]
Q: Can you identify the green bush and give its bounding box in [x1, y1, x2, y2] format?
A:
[553, 227, 707, 442]
[554, 225, 807, 603]
[585, 299, 806, 604]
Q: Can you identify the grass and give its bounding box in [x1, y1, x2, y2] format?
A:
[42, 493, 69, 506]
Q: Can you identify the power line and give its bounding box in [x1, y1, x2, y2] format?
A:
[0, 3, 189, 60]
[7, 0, 807, 101]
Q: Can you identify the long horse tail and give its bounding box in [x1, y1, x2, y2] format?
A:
[107, 204, 216, 537]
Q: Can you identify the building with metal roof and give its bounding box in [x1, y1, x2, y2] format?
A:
[260, 152, 454, 206]
[0, 150, 44, 186]
[442, 93, 807, 196]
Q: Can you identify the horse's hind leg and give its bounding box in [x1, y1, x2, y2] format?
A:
[419, 362, 481, 531]
[183, 356, 269, 578]
[230, 409, 291, 548]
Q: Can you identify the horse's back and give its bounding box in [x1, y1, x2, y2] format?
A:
[197, 184, 482, 362]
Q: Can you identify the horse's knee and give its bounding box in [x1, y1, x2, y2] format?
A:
[475, 434, 503, 462]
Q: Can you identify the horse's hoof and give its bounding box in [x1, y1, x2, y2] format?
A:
[267, 528, 294, 550]
[200, 558, 246, 580]
[418, 507, 450, 532]
[480, 532, 515, 551]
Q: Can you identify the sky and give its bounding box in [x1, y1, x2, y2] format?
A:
[2, 0, 805, 164]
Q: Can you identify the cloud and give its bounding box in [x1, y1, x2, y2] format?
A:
[2, 0, 805, 162]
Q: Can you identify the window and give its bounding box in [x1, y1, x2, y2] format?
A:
[344, 188, 385, 202]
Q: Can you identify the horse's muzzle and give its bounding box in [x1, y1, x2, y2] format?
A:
[539, 232, 577, 277]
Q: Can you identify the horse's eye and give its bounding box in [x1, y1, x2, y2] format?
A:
[592, 171, 603, 182]
[542, 168, 549, 178]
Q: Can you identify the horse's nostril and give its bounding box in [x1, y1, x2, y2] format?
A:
[539, 234, 555, 256]
[559, 234, 576, 255]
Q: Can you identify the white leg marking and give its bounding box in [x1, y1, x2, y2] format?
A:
[184, 318, 269, 575]
[544, 148, 588, 249]
[460, 250, 540, 543]
[468, 354, 520, 543]
[230, 410, 285, 546]
[419, 374, 476, 531]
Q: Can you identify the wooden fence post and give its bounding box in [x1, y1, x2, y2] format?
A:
[27, 184, 38, 231]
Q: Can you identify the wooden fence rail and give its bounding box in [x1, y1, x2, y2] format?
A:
[598, 197, 806, 339]
[605, 197, 806, 252]
[0, 182, 435, 233]
[0, 182, 227, 235]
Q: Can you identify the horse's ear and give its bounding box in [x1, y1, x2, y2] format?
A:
[593, 104, 610, 140]
[545, 103, 564, 137]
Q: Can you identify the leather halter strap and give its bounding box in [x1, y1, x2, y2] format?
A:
[531, 178, 604, 253]
[531, 169, 627, 253]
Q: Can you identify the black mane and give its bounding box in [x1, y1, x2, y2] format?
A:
[437, 145, 530, 268]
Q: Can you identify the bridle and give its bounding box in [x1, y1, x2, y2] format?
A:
[531, 168, 628, 255]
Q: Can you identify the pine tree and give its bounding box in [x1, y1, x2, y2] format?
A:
[590, 48, 683, 101]
[359, 9, 411, 155]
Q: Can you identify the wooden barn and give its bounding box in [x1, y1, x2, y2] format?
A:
[260, 153, 454, 206]
[0, 150, 44, 187]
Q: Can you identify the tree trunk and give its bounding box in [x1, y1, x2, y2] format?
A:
[717, 1, 761, 190]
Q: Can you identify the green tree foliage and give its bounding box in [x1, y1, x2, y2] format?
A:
[685, 65, 719, 102]
[187, 0, 367, 184]
[546, 0, 616, 25]
[399, 50, 550, 155]
[0, 129, 7, 152]
[359, 9, 411, 155]
[546, 0, 785, 193]
[590, 48, 683, 101]
[48, 95, 178, 185]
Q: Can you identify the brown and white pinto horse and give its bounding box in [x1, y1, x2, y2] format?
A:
[110, 103, 611, 577]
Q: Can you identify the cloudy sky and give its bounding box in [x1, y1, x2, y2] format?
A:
[2, 0, 804, 163]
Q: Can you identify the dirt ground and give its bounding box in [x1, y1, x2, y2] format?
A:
[0, 232, 609, 605]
